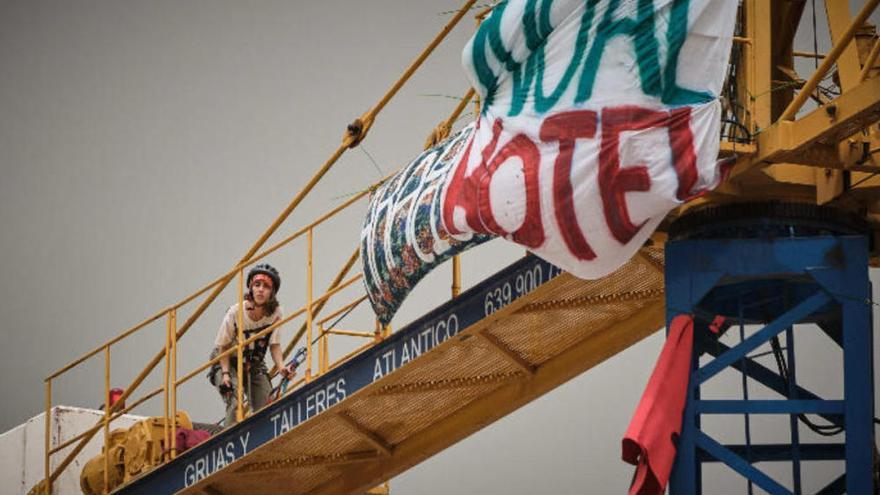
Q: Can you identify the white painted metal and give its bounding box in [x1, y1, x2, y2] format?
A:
[0, 406, 143, 495]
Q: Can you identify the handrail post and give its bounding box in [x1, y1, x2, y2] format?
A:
[44, 379, 52, 495]
[236, 269, 245, 423]
[163, 311, 171, 461]
[306, 228, 314, 382]
[321, 324, 329, 374]
[102, 345, 110, 495]
[169, 308, 178, 459]
[317, 323, 323, 375]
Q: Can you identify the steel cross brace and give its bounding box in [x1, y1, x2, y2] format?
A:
[665, 236, 873, 495]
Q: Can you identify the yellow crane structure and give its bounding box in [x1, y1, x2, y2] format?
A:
[32, 1, 880, 494]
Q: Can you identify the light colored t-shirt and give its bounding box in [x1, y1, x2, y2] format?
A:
[214, 302, 283, 349]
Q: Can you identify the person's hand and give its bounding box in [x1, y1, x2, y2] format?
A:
[221, 371, 232, 389]
[280, 365, 295, 381]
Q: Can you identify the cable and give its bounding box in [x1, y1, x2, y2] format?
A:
[769, 335, 845, 436]
[311, 297, 366, 346]
[360, 144, 384, 177]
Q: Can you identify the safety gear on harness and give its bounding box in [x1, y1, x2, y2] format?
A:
[207, 321, 274, 389]
[247, 263, 281, 294]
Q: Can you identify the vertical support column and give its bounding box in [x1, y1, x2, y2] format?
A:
[163, 310, 171, 461]
[784, 326, 802, 494]
[236, 268, 245, 423]
[666, 247, 701, 495]
[169, 308, 178, 459]
[44, 379, 52, 495]
[737, 313, 755, 495]
[842, 267, 873, 493]
[318, 323, 329, 375]
[307, 228, 314, 382]
[749, 0, 773, 133]
[103, 345, 110, 495]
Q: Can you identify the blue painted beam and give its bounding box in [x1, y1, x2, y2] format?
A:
[695, 431, 792, 495]
[696, 443, 845, 463]
[695, 399, 844, 415]
[704, 342, 844, 427]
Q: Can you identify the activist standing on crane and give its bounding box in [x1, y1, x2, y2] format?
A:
[211, 263, 294, 426]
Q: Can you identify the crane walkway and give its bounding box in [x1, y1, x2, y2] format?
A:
[117, 247, 665, 495]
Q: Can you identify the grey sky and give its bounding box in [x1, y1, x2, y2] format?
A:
[1, 1, 878, 494]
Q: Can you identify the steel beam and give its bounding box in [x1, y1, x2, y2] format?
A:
[750, 76, 880, 167]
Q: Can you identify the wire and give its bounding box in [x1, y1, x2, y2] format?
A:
[360, 145, 384, 177]
[311, 297, 366, 346]
[767, 335, 844, 436]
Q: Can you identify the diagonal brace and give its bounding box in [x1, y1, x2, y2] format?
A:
[698, 291, 830, 384]
[706, 341, 843, 427]
[478, 331, 535, 375]
[337, 411, 393, 457]
[696, 431, 793, 494]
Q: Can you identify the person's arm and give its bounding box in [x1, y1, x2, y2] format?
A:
[219, 346, 231, 374]
[270, 343, 293, 379]
[216, 309, 235, 387]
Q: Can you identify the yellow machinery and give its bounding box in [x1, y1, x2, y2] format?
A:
[79, 428, 125, 495]
[79, 412, 192, 495]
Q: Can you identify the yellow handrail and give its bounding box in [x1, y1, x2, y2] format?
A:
[42, 0, 479, 484]
[858, 36, 880, 83]
[779, 0, 879, 120]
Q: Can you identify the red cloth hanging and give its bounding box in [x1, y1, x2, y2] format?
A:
[622, 314, 695, 495]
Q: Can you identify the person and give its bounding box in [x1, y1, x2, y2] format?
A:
[211, 263, 294, 426]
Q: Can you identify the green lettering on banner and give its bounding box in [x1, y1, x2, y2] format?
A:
[515, 1, 598, 115]
[577, 0, 661, 102]
[470, 0, 714, 115]
[662, 0, 712, 105]
[470, 0, 512, 111]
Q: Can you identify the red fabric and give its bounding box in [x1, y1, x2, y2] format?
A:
[175, 429, 212, 454]
[622, 314, 694, 495]
[251, 273, 274, 289]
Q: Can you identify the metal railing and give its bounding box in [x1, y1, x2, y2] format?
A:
[39, 1, 480, 493]
[39, 2, 880, 493]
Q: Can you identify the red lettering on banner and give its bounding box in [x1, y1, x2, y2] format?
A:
[667, 107, 700, 200]
[442, 119, 544, 248]
[599, 106, 701, 243]
[443, 105, 701, 255]
[599, 106, 656, 244]
[540, 110, 598, 261]
[442, 123, 488, 236]
[479, 133, 543, 247]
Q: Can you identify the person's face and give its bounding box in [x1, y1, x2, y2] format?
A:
[250, 277, 274, 306]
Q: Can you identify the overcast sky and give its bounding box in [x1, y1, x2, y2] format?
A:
[1, 1, 878, 494]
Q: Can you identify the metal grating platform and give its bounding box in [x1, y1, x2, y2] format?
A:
[117, 248, 665, 495]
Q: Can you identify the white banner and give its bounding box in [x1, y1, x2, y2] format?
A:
[362, 0, 737, 322]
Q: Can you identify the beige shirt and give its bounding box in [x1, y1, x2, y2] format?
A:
[214, 302, 283, 349]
